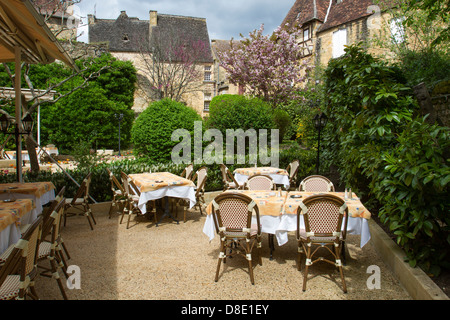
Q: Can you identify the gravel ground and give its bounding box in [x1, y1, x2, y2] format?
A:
[34, 202, 412, 301]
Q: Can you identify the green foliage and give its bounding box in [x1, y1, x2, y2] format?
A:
[272, 109, 291, 143]
[372, 118, 450, 274]
[0, 53, 137, 153]
[206, 94, 275, 134]
[394, 49, 450, 89]
[131, 98, 203, 163]
[41, 85, 133, 153]
[322, 43, 450, 274]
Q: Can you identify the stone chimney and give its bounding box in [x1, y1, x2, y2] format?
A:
[150, 10, 157, 27]
[87, 14, 95, 25]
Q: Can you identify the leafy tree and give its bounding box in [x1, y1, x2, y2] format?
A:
[33, 53, 137, 153]
[218, 24, 313, 107]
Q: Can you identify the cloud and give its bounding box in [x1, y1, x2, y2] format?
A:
[76, 0, 293, 41]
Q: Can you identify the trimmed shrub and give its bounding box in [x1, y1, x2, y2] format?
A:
[206, 94, 275, 133]
[131, 98, 203, 163]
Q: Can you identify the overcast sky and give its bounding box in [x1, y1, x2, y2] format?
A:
[75, 0, 295, 42]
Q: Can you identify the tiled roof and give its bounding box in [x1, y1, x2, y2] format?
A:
[318, 0, 375, 33]
[281, 0, 391, 32]
[89, 11, 213, 63]
[281, 0, 330, 28]
[89, 12, 149, 53]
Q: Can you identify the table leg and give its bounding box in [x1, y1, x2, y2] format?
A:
[156, 196, 179, 226]
[268, 234, 275, 260]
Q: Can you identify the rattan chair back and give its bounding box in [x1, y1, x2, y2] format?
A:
[286, 160, 300, 187]
[211, 192, 262, 284]
[0, 215, 43, 300]
[219, 164, 242, 191]
[246, 174, 274, 191]
[38, 198, 68, 299]
[296, 194, 348, 292]
[299, 175, 335, 192]
[181, 163, 194, 180]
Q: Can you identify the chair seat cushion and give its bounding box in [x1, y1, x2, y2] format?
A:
[37, 241, 52, 259]
[66, 198, 84, 205]
[0, 275, 20, 300]
[224, 224, 260, 238]
[299, 229, 342, 243]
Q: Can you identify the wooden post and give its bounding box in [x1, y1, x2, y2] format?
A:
[15, 46, 22, 182]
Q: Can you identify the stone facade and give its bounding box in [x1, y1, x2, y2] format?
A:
[282, 0, 397, 68]
[88, 10, 214, 117]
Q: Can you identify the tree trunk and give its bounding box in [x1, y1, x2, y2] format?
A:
[25, 135, 39, 173]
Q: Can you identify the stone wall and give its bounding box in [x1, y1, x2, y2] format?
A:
[432, 80, 450, 127]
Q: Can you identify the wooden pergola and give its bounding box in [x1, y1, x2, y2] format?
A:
[0, 0, 77, 181]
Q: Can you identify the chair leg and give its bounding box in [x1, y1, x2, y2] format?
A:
[248, 256, 255, 285]
[302, 246, 311, 292]
[87, 203, 96, 225]
[108, 198, 118, 219]
[60, 239, 71, 260]
[49, 255, 68, 300]
[126, 209, 132, 229]
[341, 241, 347, 265]
[335, 245, 347, 293]
[215, 243, 226, 282]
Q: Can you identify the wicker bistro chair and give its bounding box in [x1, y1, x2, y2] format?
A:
[296, 194, 349, 293]
[64, 172, 96, 230]
[120, 171, 148, 229]
[299, 175, 335, 192]
[245, 174, 275, 191]
[37, 197, 68, 300]
[183, 167, 208, 222]
[107, 168, 127, 219]
[181, 163, 194, 181]
[219, 164, 244, 191]
[0, 215, 43, 300]
[286, 159, 300, 190]
[211, 193, 262, 285]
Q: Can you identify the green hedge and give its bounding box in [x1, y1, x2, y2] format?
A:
[0, 143, 315, 203]
[322, 43, 450, 275]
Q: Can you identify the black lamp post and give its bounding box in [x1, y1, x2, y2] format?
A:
[0, 113, 34, 182]
[115, 113, 124, 156]
[313, 112, 328, 174]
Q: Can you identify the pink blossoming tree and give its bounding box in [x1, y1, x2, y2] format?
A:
[218, 24, 313, 107]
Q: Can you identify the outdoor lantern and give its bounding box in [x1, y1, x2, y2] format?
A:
[22, 113, 34, 134]
[314, 112, 328, 174]
[0, 113, 10, 133]
[314, 112, 328, 130]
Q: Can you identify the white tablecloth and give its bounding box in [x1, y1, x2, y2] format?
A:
[203, 210, 371, 248]
[234, 173, 290, 189]
[136, 185, 196, 214]
[0, 189, 55, 222]
[0, 189, 55, 254]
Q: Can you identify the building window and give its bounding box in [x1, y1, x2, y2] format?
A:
[204, 92, 212, 111]
[390, 17, 405, 44]
[303, 28, 310, 41]
[204, 65, 212, 81]
[332, 28, 347, 58]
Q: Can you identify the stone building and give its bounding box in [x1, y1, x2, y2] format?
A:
[210, 39, 242, 98]
[281, 0, 398, 67]
[88, 10, 214, 117]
